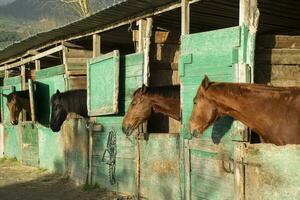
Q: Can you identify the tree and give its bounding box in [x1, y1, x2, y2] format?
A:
[60, 0, 89, 17]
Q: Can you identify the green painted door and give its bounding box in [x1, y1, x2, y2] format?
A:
[21, 123, 39, 167]
[92, 52, 143, 195]
[35, 65, 66, 173]
[179, 26, 251, 199]
[1, 76, 22, 160]
[88, 50, 120, 116]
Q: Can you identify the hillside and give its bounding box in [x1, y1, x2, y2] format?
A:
[0, 0, 119, 50]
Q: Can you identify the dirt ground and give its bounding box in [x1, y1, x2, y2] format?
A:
[0, 158, 132, 200]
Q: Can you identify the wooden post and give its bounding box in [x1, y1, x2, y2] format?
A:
[181, 0, 190, 36]
[4, 70, 9, 78]
[93, 34, 101, 58]
[21, 65, 27, 122]
[137, 19, 147, 52]
[234, 143, 246, 200]
[28, 79, 36, 123]
[35, 60, 40, 71]
[184, 139, 191, 200]
[62, 46, 68, 75]
[143, 18, 152, 87]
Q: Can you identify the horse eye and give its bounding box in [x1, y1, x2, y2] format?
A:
[193, 100, 197, 105]
[131, 101, 136, 106]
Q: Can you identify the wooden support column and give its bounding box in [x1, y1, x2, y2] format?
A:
[184, 139, 191, 200]
[181, 0, 190, 36]
[239, 0, 259, 83]
[93, 34, 101, 58]
[35, 60, 40, 71]
[62, 46, 68, 75]
[143, 18, 152, 86]
[21, 65, 26, 90]
[4, 69, 9, 78]
[137, 19, 147, 53]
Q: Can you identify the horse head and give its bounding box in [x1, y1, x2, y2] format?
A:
[2, 92, 22, 125]
[188, 75, 220, 137]
[50, 90, 68, 132]
[122, 85, 153, 136]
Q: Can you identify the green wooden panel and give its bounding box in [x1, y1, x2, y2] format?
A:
[139, 134, 181, 200]
[63, 118, 88, 184]
[21, 123, 39, 167]
[243, 144, 300, 200]
[3, 125, 22, 160]
[88, 50, 120, 116]
[3, 76, 22, 86]
[92, 116, 137, 194]
[35, 74, 66, 126]
[35, 65, 65, 79]
[38, 126, 65, 173]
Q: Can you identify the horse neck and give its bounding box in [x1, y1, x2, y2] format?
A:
[147, 94, 180, 120]
[18, 97, 31, 114]
[61, 91, 87, 117]
[206, 84, 277, 137]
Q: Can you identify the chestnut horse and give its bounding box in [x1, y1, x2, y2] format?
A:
[122, 85, 180, 136]
[50, 89, 88, 132]
[189, 75, 300, 145]
[1, 90, 30, 125]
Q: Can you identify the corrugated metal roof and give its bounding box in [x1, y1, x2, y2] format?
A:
[0, 0, 177, 63]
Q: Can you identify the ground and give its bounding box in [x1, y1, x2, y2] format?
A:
[0, 158, 131, 200]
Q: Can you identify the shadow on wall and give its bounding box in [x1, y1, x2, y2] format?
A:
[212, 116, 234, 144]
[35, 82, 50, 127]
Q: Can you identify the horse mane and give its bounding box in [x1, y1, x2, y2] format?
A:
[134, 85, 180, 99]
[51, 89, 87, 116]
[210, 82, 300, 96]
[7, 90, 29, 102]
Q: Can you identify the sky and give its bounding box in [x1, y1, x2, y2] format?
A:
[0, 0, 15, 6]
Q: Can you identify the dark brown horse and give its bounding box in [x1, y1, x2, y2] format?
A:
[2, 90, 30, 125]
[122, 85, 180, 136]
[50, 89, 88, 132]
[189, 75, 300, 145]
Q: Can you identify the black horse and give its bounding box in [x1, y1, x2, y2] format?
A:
[50, 89, 88, 132]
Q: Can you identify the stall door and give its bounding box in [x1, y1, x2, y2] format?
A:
[90, 52, 143, 195]
[35, 65, 66, 173]
[1, 77, 22, 160]
[87, 50, 120, 116]
[179, 26, 251, 199]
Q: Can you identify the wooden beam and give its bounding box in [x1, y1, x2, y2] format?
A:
[93, 34, 101, 58]
[181, 0, 190, 35]
[137, 19, 147, 52]
[0, 45, 63, 70]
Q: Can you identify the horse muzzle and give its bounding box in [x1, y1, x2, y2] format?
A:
[122, 125, 134, 136]
[11, 120, 18, 125]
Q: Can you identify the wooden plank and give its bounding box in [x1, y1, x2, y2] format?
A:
[35, 65, 65, 79]
[234, 143, 246, 200]
[137, 19, 146, 53]
[257, 35, 300, 49]
[184, 139, 191, 200]
[256, 49, 300, 65]
[65, 48, 93, 58]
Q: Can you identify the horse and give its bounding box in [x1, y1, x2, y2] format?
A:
[50, 89, 88, 132]
[122, 85, 180, 136]
[188, 75, 300, 145]
[1, 90, 30, 125]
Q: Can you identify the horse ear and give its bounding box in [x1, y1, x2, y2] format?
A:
[201, 75, 210, 90]
[56, 89, 60, 95]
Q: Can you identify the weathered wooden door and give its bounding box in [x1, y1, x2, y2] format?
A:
[87, 50, 120, 116]
[90, 52, 143, 195]
[1, 77, 22, 160]
[35, 65, 67, 173]
[179, 26, 251, 199]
